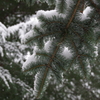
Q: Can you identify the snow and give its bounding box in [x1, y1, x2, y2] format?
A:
[7, 23, 26, 35]
[0, 2, 99, 100]
[94, 45, 98, 57]
[0, 22, 8, 42]
[22, 53, 36, 71]
[19, 28, 26, 43]
[91, 72, 95, 76]
[21, 30, 34, 43]
[7, 16, 40, 43]
[0, 46, 4, 57]
[44, 39, 52, 52]
[62, 47, 72, 59]
[25, 52, 31, 60]
[13, 77, 33, 92]
[25, 16, 40, 28]
[0, 66, 13, 89]
[0, 65, 34, 94]
[79, 7, 93, 21]
[13, 77, 34, 98]
[34, 72, 39, 94]
[0, 22, 7, 32]
[36, 9, 66, 18]
[22, 46, 40, 72]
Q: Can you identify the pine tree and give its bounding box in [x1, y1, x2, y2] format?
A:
[0, 22, 35, 100]
[19, 0, 100, 99]
[1, 0, 100, 99]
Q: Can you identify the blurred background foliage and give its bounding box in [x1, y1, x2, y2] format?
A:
[0, 0, 54, 26]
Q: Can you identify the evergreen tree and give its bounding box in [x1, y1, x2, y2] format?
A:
[0, 22, 34, 100]
[20, 0, 100, 99]
[1, 0, 100, 100]
[0, 1, 53, 99]
[0, 0, 53, 26]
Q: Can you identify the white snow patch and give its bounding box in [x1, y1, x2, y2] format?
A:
[79, 7, 93, 21]
[7, 16, 40, 43]
[13, 77, 34, 98]
[25, 52, 31, 60]
[8, 23, 26, 35]
[91, 72, 95, 76]
[22, 53, 36, 71]
[94, 45, 98, 57]
[0, 22, 8, 42]
[34, 72, 39, 94]
[0, 46, 4, 57]
[85, 82, 88, 87]
[0, 66, 13, 89]
[25, 16, 40, 28]
[44, 40, 52, 52]
[36, 9, 66, 18]
[21, 30, 34, 43]
[0, 22, 7, 32]
[62, 47, 72, 59]
[97, 89, 100, 93]
[19, 29, 26, 42]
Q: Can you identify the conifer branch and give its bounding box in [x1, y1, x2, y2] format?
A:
[76, 23, 88, 32]
[36, 67, 49, 99]
[66, 0, 81, 28]
[26, 31, 61, 44]
[2, 0, 100, 99]
[26, 33, 54, 44]
[71, 30, 87, 44]
[71, 40, 86, 74]
[68, 57, 76, 68]
[47, 33, 66, 66]
[71, 40, 79, 56]
[71, 40, 81, 58]
[24, 64, 45, 72]
[36, 53, 66, 71]
[71, 29, 82, 39]
[46, 21, 64, 24]
[47, 0, 81, 67]
[71, 40, 90, 58]
[36, 53, 49, 57]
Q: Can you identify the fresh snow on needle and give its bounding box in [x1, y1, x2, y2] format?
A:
[62, 47, 72, 59]
[36, 9, 66, 18]
[0, 67, 13, 89]
[79, 7, 93, 21]
[22, 53, 36, 71]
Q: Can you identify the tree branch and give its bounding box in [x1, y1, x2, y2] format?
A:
[26, 31, 61, 44]
[47, 0, 81, 67]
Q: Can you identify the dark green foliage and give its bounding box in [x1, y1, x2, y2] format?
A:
[22, 0, 100, 99]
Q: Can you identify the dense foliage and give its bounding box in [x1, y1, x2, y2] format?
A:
[1, 0, 100, 100]
[0, 0, 53, 26]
